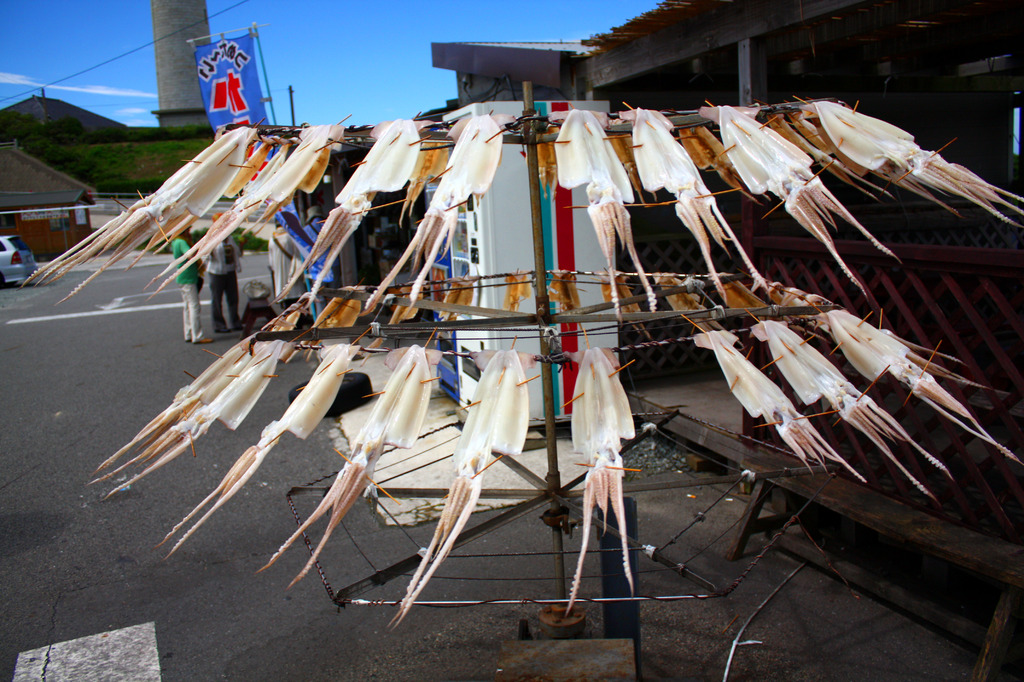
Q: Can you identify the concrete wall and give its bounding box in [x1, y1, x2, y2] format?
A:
[150, 0, 210, 127]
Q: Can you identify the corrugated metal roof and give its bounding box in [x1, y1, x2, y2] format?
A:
[0, 190, 89, 208]
[583, 0, 729, 54]
[459, 41, 592, 54]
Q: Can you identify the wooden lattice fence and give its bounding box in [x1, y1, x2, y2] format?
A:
[749, 228, 1024, 543]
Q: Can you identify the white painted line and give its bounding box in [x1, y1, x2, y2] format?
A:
[14, 621, 161, 681]
[98, 290, 172, 310]
[7, 301, 211, 325]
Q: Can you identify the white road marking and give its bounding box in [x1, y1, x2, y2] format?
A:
[98, 290, 169, 310]
[96, 276, 263, 311]
[6, 300, 211, 325]
[13, 621, 161, 681]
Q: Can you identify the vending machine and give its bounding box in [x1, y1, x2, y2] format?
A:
[431, 101, 610, 419]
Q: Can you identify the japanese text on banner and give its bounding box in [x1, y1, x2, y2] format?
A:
[194, 35, 267, 130]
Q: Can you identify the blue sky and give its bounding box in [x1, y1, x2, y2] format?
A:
[0, 0, 655, 128]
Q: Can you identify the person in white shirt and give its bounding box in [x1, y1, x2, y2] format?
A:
[269, 225, 305, 305]
[206, 235, 243, 332]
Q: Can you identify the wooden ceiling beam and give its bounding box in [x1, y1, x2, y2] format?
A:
[764, 0, 996, 63]
[859, 6, 1024, 67]
[579, 0, 880, 90]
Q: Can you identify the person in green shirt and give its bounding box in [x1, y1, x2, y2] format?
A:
[172, 233, 212, 344]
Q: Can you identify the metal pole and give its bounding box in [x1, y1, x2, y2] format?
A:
[522, 81, 566, 599]
[251, 23, 277, 124]
[288, 85, 296, 126]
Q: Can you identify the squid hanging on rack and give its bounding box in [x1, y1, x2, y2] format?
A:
[656, 275, 707, 316]
[750, 320, 951, 500]
[607, 134, 644, 199]
[366, 114, 510, 312]
[549, 270, 582, 312]
[803, 101, 1024, 225]
[392, 349, 534, 625]
[260, 344, 442, 586]
[601, 274, 641, 315]
[158, 343, 360, 556]
[565, 348, 637, 614]
[819, 310, 1020, 464]
[764, 113, 885, 199]
[694, 329, 866, 480]
[502, 271, 531, 312]
[92, 339, 291, 496]
[536, 137, 559, 197]
[401, 142, 450, 224]
[282, 119, 427, 299]
[91, 339, 252, 481]
[554, 109, 657, 314]
[676, 124, 750, 197]
[699, 105, 896, 292]
[153, 123, 344, 294]
[313, 291, 363, 329]
[30, 126, 258, 299]
[439, 275, 478, 319]
[627, 108, 766, 298]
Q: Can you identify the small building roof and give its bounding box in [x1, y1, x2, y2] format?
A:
[432, 41, 591, 88]
[3, 95, 126, 131]
[0, 190, 91, 209]
[0, 147, 95, 195]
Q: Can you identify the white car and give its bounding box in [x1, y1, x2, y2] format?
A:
[0, 235, 38, 286]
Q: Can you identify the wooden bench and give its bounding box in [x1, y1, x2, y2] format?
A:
[647, 407, 1024, 682]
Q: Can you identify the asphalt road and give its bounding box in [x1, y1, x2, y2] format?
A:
[0, 258, 1004, 681]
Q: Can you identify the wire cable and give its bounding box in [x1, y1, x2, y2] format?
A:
[0, 0, 253, 106]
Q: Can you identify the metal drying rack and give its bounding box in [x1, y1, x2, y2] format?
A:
[252, 83, 834, 613]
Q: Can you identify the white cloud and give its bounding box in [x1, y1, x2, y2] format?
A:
[0, 72, 155, 98]
[55, 84, 156, 98]
[116, 107, 149, 115]
[0, 72, 37, 86]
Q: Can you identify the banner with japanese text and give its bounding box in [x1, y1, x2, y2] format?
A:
[194, 35, 267, 130]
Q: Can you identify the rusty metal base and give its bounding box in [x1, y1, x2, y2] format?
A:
[538, 605, 587, 639]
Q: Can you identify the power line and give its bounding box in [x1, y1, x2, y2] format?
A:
[0, 0, 252, 106]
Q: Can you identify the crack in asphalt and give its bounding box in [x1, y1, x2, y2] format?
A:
[0, 463, 42, 492]
[41, 590, 63, 681]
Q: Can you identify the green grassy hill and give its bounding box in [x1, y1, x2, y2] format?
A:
[0, 111, 214, 193]
[65, 138, 214, 193]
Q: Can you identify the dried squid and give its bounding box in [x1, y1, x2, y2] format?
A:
[157, 342, 360, 555]
[502, 271, 531, 312]
[392, 349, 534, 625]
[401, 143, 449, 223]
[549, 270, 582, 312]
[700, 105, 895, 292]
[260, 345, 442, 586]
[565, 348, 636, 614]
[154, 123, 344, 292]
[554, 109, 656, 314]
[628, 108, 765, 297]
[806, 101, 1024, 225]
[366, 115, 508, 312]
[283, 119, 427, 298]
[31, 126, 258, 299]
[820, 310, 1020, 464]
[91, 338, 253, 484]
[93, 339, 290, 499]
[694, 329, 865, 480]
[751, 320, 950, 499]
[439, 275, 478, 320]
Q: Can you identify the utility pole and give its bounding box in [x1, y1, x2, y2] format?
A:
[288, 85, 295, 126]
